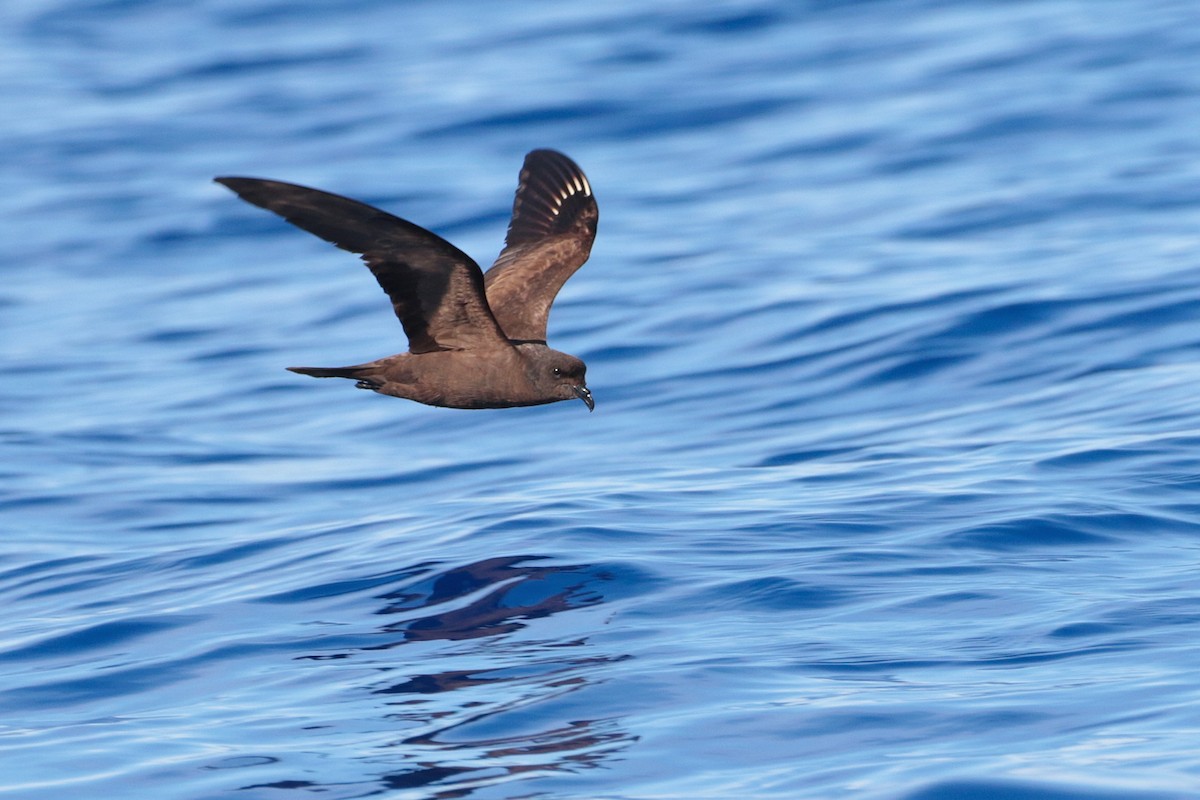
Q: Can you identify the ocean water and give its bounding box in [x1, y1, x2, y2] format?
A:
[2, 0, 1200, 798]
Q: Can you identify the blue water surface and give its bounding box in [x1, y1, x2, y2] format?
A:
[2, 1, 1200, 798]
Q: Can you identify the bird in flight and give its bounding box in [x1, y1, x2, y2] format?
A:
[216, 149, 597, 411]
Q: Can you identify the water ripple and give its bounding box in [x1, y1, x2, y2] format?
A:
[4, 1, 1200, 798]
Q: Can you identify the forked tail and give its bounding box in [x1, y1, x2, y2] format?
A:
[287, 365, 371, 380]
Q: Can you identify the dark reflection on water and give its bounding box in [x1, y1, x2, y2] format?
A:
[247, 556, 635, 797]
[373, 555, 606, 644]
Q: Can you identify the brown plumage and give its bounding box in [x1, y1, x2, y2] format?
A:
[215, 150, 597, 411]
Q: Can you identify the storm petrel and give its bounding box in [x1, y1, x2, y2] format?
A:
[216, 149, 597, 411]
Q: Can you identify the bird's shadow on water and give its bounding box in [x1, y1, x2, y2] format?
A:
[239, 555, 639, 798]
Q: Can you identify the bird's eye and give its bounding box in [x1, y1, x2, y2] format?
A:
[552, 367, 562, 377]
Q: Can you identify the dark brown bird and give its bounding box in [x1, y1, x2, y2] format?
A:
[215, 149, 597, 411]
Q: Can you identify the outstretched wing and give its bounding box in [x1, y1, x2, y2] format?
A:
[215, 177, 509, 354]
[482, 150, 598, 344]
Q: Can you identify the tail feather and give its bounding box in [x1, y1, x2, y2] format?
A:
[287, 365, 370, 380]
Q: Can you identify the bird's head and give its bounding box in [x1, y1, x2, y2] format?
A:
[535, 350, 593, 411]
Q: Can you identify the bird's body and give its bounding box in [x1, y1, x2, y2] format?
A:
[216, 149, 597, 411]
[289, 343, 586, 410]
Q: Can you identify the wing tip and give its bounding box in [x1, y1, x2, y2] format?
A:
[522, 149, 592, 197]
[213, 176, 270, 198]
[506, 149, 596, 246]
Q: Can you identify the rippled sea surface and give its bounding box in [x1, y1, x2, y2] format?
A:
[4, 1, 1200, 798]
